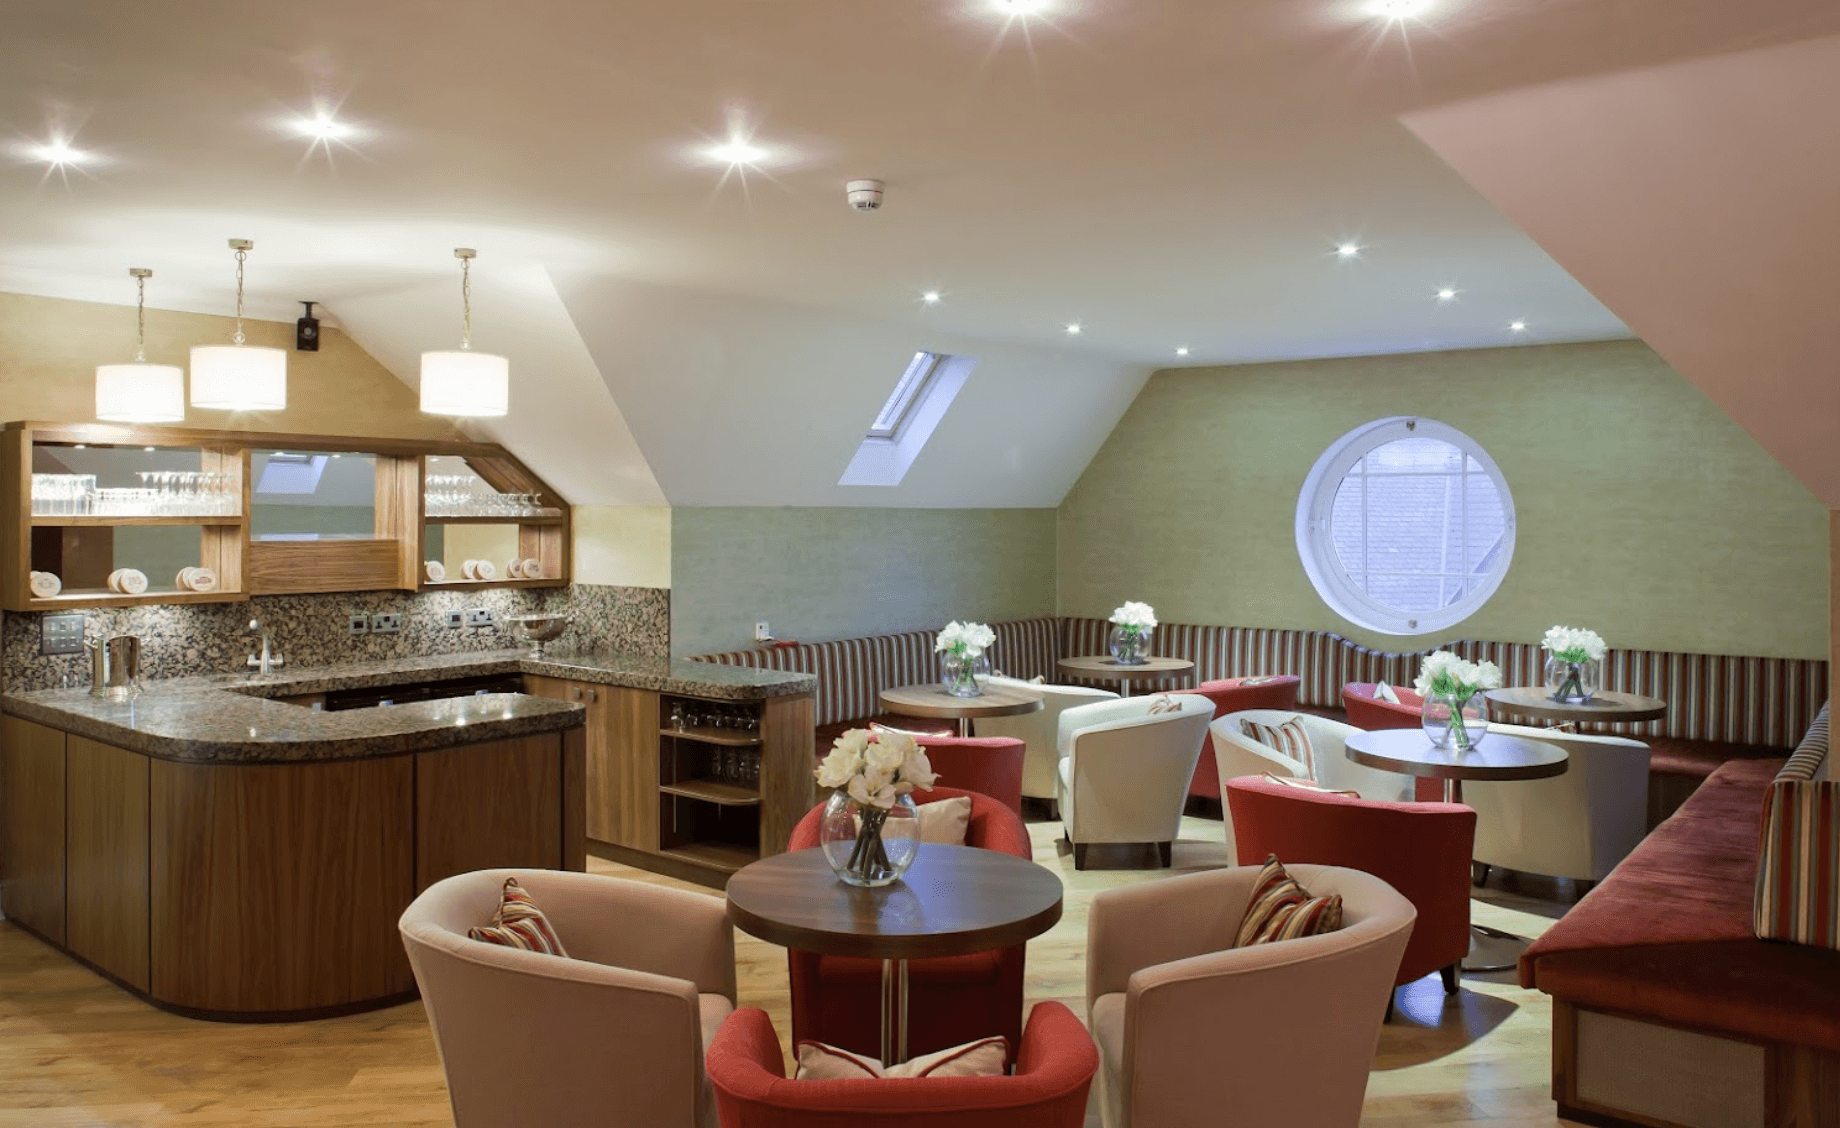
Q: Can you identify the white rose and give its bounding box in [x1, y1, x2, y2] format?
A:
[902, 745, 938, 792]
[848, 774, 897, 809]
[815, 745, 863, 790]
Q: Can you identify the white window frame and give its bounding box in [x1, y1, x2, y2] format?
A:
[867, 352, 946, 441]
[1294, 416, 1515, 636]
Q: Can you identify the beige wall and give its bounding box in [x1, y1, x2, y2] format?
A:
[670, 507, 1057, 656]
[575, 506, 671, 590]
[0, 291, 459, 441]
[1058, 340, 1830, 659]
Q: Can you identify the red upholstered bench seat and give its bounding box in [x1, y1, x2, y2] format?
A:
[1520, 759, 1840, 1054]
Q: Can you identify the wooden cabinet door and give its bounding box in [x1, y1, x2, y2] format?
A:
[0, 716, 66, 944]
[415, 735, 563, 889]
[522, 676, 658, 850]
[65, 736, 150, 991]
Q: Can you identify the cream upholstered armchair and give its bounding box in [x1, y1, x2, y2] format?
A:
[1057, 694, 1213, 869]
[1087, 864, 1416, 1128]
[1463, 722, 1650, 886]
[976, 674, 1119, 813]
[400, 868, 737, 1128]
[1209, 709, 1414, 859]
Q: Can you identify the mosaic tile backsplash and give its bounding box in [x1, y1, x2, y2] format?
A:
[1, 584, 669, 693]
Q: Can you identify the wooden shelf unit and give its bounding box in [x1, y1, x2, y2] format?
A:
[658, 779, 762, 806]
[2, 421, 571, 611]
[660, 725, 763, 747]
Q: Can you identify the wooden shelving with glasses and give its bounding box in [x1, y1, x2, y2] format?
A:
[2, 421, 571, 610]
[416, 451, 570, 592]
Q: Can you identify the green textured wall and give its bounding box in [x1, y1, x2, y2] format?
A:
[1058, 340, 1829, 659]
[671, 507, 1057, 656]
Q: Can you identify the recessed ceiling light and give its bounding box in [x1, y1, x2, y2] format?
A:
[1175, 347, 1189, 356]
[1065, 323, 1082, 335]
[1436, 287, 1458, 301]
[1371, 0, 1431, 18]
[295, 114, 352, 141]
[705, 139, 768, 164]
[29, 140, 86, 166]
[1336, 242, 1362, 259]
[921, 291, 941, 304]
[1509, 320, 1528, 332]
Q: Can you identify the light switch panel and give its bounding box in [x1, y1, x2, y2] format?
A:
[41, 613, 86, 656]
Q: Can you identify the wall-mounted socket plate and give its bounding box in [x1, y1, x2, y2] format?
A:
[465, 608, 495, 629]
[755, 621, 771, 641]
[444, 610, 464, 630]
[41, 613, 86, 656]
[348, 613, 370, 636]
[371, 613, 402, 635]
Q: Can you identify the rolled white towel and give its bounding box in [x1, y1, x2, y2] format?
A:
[116, 569, 148, 595]
[505, 558, 525, 579]
[107, 569, 126, 593]
[521, 557, 542, 579]
[461, 559, 480, 580]
[473, 559, 497, 581]
[29, 571, 62, 599]
[188, 567, 217, 593]
[425, 560, 446, 583]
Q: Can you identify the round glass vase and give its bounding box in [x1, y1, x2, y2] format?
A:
[1422, 691, 1490, 752]
[818, 790, 920, 888]
[940, 652, 988, 698]
[1108, 625, 1153, 665]
[1543, 656, 1602, 704]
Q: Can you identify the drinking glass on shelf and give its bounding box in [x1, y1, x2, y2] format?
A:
[670, 701, 685, 731]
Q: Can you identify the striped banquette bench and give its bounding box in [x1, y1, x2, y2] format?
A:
[1518, 705, 1839, 1128]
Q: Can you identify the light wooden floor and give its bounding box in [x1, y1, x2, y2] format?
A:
[0, 814, 1582, 1127]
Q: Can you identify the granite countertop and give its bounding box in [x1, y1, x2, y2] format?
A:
[0, 649, 815, 764]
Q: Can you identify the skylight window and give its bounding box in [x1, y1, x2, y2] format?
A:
[840, 351, 975, 487]
[867, 352, 947, 441]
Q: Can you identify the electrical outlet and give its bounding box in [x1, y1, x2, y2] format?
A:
[755, 621, 771, 641]
[444, 610, 464, 630]
[465, 608, 495, 630]
[348, 612, 370, 636]
[41, 613, 86, 656]
[371, 612, 402, 634]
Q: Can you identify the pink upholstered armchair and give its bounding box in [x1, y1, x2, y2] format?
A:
[908, 733, 1025, 816]
[786, 787, 1033, 1062]
[1186, 676, 1302, 799]
[707, 1002, 1097, 1128]
[1343, 683, 1444, 802]
[1225, 775, 1474, 997]
[399, 868, 736, 1128]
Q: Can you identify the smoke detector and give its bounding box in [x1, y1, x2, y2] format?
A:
[845, 179, 885, 212]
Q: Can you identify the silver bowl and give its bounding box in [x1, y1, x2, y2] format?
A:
[505, 613, 572, 658]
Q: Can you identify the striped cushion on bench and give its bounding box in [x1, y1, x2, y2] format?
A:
[1755, 704, 1837, 949]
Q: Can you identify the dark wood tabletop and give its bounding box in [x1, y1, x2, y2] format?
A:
[878, 682, 1044, 721]
[1483, 686, 1668, 725]
[725, 844, 1064, 961]
[1057, 655, 1195, 681]
[1343, 728, 1570, 783]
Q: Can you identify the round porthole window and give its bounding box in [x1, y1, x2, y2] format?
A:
[1294, 417, 1515, 636]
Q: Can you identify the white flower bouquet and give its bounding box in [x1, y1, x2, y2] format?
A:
[1542, 625, 1607, 703]
[1107, 601, 1158, 665]
[1414, 651, 1503, 750]
[1109, 601, 1158, 636]
[935, 620, 996, 661]
[814, 728, 938, 883]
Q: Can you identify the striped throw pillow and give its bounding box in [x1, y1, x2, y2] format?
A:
[795, 1035, 1008, 1080]
[1234, 854, 1344, 948]
[1239, 716, 1316, 777]
[467, 878, 569, 957]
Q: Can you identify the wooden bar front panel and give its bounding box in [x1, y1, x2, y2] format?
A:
[415, 734, 563, 890]
[150, 757, 415, 1014]
[0, 716, 66, 944]
[246, 539, 405, 596]
[759, 693, 816, 857]
[65, 736, 150, 991]
[522, 678, 656, 850]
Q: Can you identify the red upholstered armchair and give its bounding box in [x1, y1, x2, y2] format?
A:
[1187, 676, 1302, 799]
[1225, 775, 1475, 995]
[707, 1002, 1097, 1128]
[908, 734, 1025, 817]
[1342, 682, 1442, 802]
[787, 787, 1033, 1061]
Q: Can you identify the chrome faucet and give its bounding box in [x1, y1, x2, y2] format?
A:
[247, 618, 285, 675]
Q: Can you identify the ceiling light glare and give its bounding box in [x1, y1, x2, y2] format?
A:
[1371, 0, 1431, 19]
[921, 291, 941, 303]
[1175, 347, 1189, 356]
[705, 139, 768, 165]
[996, 0, 1051, 14]
[1436, 287, 1457, 301]
[1509, 320, 1528, 332]
[296, 114, 352, 141]
[1336, 243, 1362, 259]
[29, 140, 85, 166]
[1065, 323, 1082, 335]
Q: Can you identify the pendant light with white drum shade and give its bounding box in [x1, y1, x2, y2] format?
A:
[95, 268, 186, 423]
[420, 248, 509, 417]
[190, 238, 287, 411]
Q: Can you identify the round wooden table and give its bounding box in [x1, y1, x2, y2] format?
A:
[1056, 655, 1195, 697]
[879, 681, 1043, 737]
[726, 844, 1064, 1064]
[1343, 728, 1569, 804]
[1343, 728, 1570, 973]
[1483, 686, 1668, 726]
